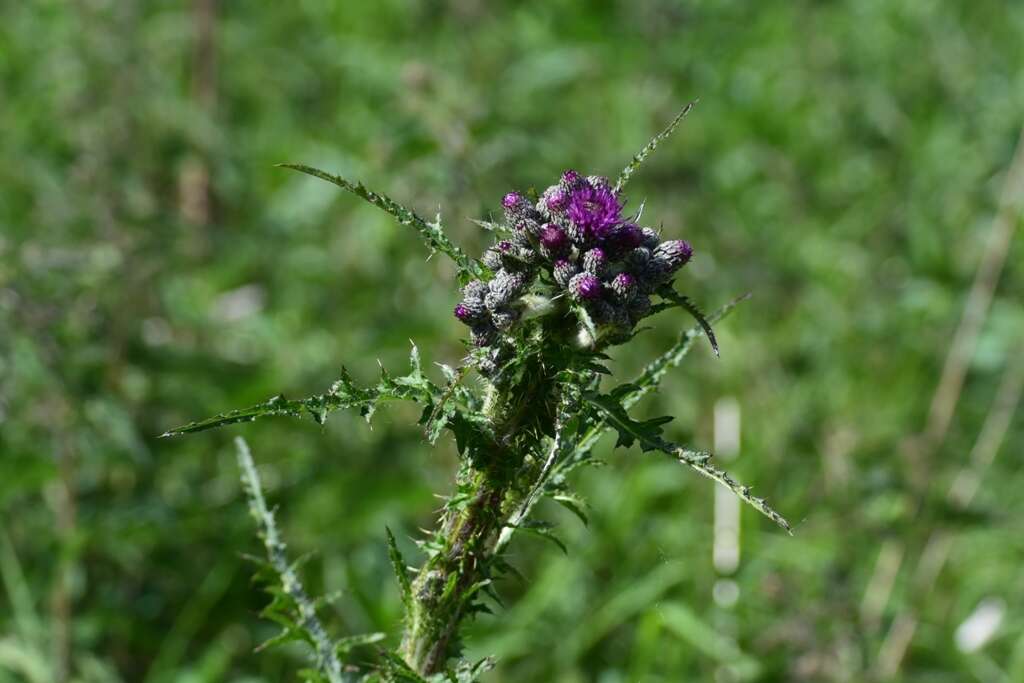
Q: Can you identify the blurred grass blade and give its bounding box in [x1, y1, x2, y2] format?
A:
[0, 527, 43, 652]
[567, 560, 687, 658]
[614, 101, 696, 193]
[279, 163, 482, 278]
[658, 602, 760, 679]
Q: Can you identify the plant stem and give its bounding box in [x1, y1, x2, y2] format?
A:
[400, 374, 545, 675]
[400, 471, 507, 675]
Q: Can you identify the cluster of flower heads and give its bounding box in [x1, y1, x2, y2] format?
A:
[454, 170, 692, 370]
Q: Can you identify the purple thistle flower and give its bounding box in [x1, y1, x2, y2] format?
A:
[567, 182, 622, 241]
[569, 272, 603, 302]
[502, 192, 522, 209]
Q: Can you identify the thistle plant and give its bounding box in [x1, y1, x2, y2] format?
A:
[163, 103, 790, 682]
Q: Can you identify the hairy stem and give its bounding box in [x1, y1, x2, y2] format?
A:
[400, 473, 507, 674]
[400, 373, 547, 675]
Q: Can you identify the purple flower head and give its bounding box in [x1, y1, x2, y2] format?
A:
[497, 240, 514, 253]
[561, 169, 581, 185]
[539, 223, 568, 253]
[567, 182, 622, 241]
[502, 192, 522, 210]
[569, 272, 603, 302]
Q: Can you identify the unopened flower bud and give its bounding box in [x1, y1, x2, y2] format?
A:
[653, 239, 693, 272]
[481, 248, 503, 271]
[640, 227, 661, 249]
[582, 247, 608, 276]
[462, 280, 488, 302]
[542, 186, 569, 214]
[553, 259, 578, 288]
[454, 296, 487, 325]
[625, 247, 652, 271]
[471, 324, 498, 347]
[610, 272, 638, 303]
[628, 294, 653, 321]
[491, 307, 520, 331]
[606, 223, 643, 256]
[503, 192, 542, 232]
[539, 223, 569, 258]
[487, 269, 528, 309]
[569, 272, 603, 302]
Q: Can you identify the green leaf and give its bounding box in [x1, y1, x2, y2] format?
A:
[582, 392, 792, 533]
[656, 288, 723, 356]
[551, 492, 589, 526]
[335, 632, 386, 653]
[614, 101, 696, 193]
[385, 527, 414, 614]
[514, 520, 568, 554]
[279, 163, 482, 279]
[162, 359, 442, 437]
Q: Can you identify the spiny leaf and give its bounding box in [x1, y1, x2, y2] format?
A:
[614, 101, 696, 193]
[335, 631, 386, 653]
[385, 527, 414, 614]
[582, 393, 792, 533]
[234, 437, 349, 682]
[566, 294, 747, 461]
[629, 294, 748, 405]
[657, 287, 721, 356]
[279, 163, 482, 279]
[162, 361, 440, 437]
[551, 492, 589, 526]
[378, 650, 429, 682]
[514, 520, 569, 554]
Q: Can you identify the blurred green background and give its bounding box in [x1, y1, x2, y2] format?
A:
[2, 1, 1023, 681]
